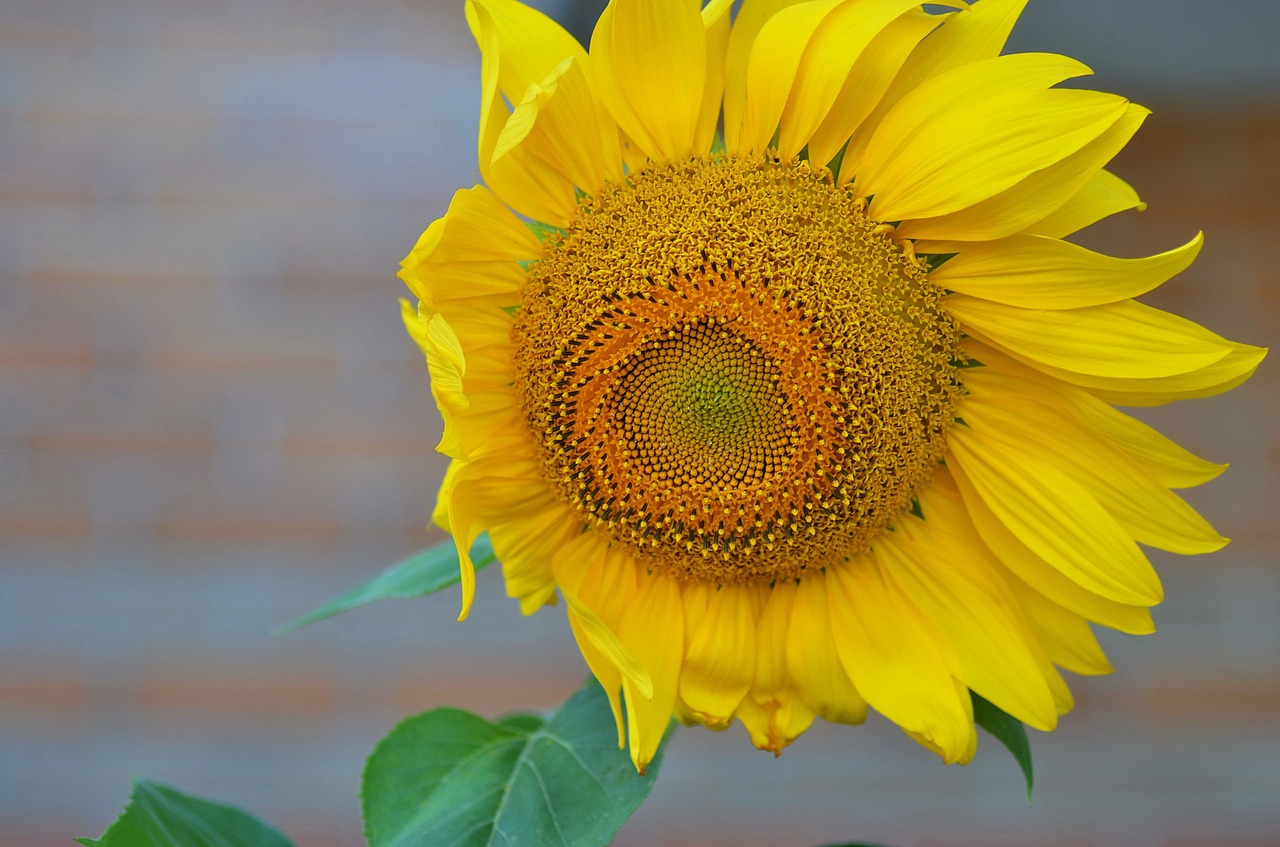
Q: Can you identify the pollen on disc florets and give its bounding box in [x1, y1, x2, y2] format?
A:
[512, 154, 963, 584]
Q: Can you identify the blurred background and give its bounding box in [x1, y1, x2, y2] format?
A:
[1, 0, 1277, 844]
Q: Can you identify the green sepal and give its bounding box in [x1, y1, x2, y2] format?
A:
[972, 690, 1035, 801]
[526, 219, 567, 242]
[362, 677, 669, 847]
[273, 534, 496, 634]
[77, 777, 293, 847]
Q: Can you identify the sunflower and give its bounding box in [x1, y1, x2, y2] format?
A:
[399, 0, 1265, 773]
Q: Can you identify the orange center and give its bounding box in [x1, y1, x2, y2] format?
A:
[513, 155, 961, 583]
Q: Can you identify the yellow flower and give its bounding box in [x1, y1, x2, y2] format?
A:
[400, 0, 1266, 773]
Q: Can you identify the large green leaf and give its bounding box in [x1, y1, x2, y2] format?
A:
[78, 777, 293, 847]
[971, 690, 1035, 800]
[362, 678, 667, 847]
[274, 534, 495, 634]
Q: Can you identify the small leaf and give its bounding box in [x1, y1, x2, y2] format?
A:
[78, 777, 293, 847]
[274, 534, 495, 634]
[972, 690, 1035, 800]
[362, 678, 668, 847]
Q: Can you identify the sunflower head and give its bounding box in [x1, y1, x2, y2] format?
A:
[401, 0, 1266, 773]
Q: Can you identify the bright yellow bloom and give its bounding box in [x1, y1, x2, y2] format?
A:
[400, 0, 1265, 773]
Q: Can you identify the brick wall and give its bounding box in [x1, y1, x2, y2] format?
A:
[1, 2, 1277, 845]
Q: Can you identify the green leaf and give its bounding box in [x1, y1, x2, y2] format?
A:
[273, 534, 496, 634]
[78, 777, 294, 847]
[971, 690, 1035, 800]
[362, 677, 668, 847]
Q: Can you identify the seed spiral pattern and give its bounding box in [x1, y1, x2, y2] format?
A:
[513, 155, 963, 583]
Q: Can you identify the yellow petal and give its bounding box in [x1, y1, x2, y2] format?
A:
[902, 475, 1080, 711]
[556, 533, 628, 746]
[805, 9, 941, 168]
[1008, 577, 1114, 676]
[841, 0, 1030, 180]
[491, 55, 623, 205]
[403, 307, 470, 456]
[737, 0, 843, 157]
[900, 104, 1149, 242]
[880, 0, 1029, 96]
[734, 690, 816, 755]
[431, 458, 465, 532]
[490, 503, 581, 615]
[732, 583, 808, 757]
[678, 582, 755, 728]
[591, 0, 706, 161]
[446, 456, 554, 620]
[734, 581, 815, 753]
[724, 0, 811, 153]
[949, 295, 1232, 378]
[972, 342, 1223, 491]
[962, 373, 1228, 554]
[948, 427, 1162, 606]
[860, 56, 1128, 221]
[876, 533, 1058, 731]
[772, 0, 953, 159]
[617, 568, 684, 773]
[697, 0, 735, 153]
[901, 681, 977, 765]
[785, 574, 868, 725]
[752, 580, 794, 697]
[961, 324, 1266, 405]
[944, 464, 1157, 633]
[467, 0, 594, 223]
[828, 554, 974, 763]
[399, 185, 538, 310]
[930, 231, 1202, 310]
[1024, 168, 1146, 239]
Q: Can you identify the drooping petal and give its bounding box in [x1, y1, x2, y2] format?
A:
[678, 582, 756, 728]
[877, 531, 1057, 731]
[555, 532, 633, 747]
[785, 574, 868, 725]
[403, 306, 469, 457]
[828, 553, 975, 763]
[616, 565, 685, 773]
[929, 231, 1202, 310]
[738, 581, 816, 753]
[490, 55, 623, 206]
[489, 501, 582, 614]
[445, 455, 553, 620]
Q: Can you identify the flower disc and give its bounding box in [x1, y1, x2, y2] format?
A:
[513, 156, 963, 583]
